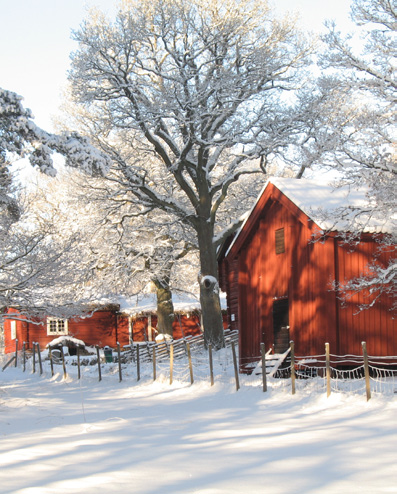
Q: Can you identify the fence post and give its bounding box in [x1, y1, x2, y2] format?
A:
[170, 343, 174, 385]
[32, 343, 36, 374]
[36, 343, 43, 375]
[208, 344, 214, 386]
[362, 341, 371, 401]
[136, 344, 140, 381]
[261, 343, 267, 392]
[186, 342, 194, 385]
[152, 345, 156, 381]
[231, 341, 240, 391]
[14, 339, 18, 367]
[325, 343, 331, 398]
[61, 346, 67, 380]
[117, 342, 122, 382]
[96, 346, 101, 382]
[49, 347, 55, 377]
[22, 342, 26, 372]
[290, 341, 296, 395]
[77, 347, 81, 379]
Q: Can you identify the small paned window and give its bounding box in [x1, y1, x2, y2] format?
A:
[275, 228, 285, 254]
[10, 320, 17, 340]
[47, 318, 68, 336]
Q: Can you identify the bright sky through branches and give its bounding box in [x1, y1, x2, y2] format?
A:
[0, 0, 353, 132]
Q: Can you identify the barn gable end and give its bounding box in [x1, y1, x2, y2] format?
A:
[219, 179, 395, 364]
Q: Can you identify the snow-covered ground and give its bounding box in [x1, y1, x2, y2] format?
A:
[1, 352, 396, 494]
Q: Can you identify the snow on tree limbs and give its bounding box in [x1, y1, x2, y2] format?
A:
[315, 0, 396, 311]
[0, 88, 113, 315]
[68, 0, 313, 348]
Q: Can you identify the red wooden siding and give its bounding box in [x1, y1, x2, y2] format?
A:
[172, 313, 203, 339]
[129, 313, 202, 341]
[3, 308, 228, 353]
[117, 316, 130, 346]
[219, 182, 395, 363]
[69, 311, 119, 347]
[3, 309, 122, 353]
[3, 308, 29, 354]
[336, 239, 396, 356]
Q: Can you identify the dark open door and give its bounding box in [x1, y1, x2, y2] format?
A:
[273, 299, 290, 353]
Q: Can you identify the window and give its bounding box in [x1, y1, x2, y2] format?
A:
[47, 318, 68, 336]
[275, 228, 285, 254]
[10, 320, 17, 340]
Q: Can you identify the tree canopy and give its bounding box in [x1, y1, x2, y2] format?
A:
[68, 0, 313, 348]
[0, 87, 112, 315]
[313, 0, 396, 311]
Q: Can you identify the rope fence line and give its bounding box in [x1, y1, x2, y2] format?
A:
[2, 336, 397, 399]
[230, 340, 397, 400]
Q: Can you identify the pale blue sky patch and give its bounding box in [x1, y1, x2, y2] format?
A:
[0, 0, 355, 133]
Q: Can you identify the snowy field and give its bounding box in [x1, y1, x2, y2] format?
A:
[1, 353, 397, 494]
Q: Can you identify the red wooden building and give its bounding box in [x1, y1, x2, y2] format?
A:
[218, 178, 395, 365]
[3, 294, 209, 354]
[3, 305, 127, 354]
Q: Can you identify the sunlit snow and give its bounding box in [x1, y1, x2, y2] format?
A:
[1, 358, 396, 494]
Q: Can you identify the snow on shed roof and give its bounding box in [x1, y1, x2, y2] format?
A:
[225, 177, 393, 257]
[269, 177, 392, 233]
[118, 292, 227, 316]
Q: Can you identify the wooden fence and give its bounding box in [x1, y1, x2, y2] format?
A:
[3, 335, 397, 399]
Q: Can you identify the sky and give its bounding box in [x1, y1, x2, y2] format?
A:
[0, 0, 354, 133]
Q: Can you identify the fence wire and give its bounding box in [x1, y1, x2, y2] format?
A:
[3, 335, 397, 398]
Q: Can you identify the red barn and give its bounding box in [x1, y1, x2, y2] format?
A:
[3, 294, 227, 353]
[218, 178, 395, 366]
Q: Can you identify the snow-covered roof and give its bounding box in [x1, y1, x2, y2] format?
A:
[269, 177, 392, 233]
[225, 177, 394, 257]
[8, 291, 227, 320]
[47, 336, 85, 348]
[118, 292, 227, 316]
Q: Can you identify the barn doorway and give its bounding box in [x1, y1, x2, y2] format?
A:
[273, 299, 290, 354]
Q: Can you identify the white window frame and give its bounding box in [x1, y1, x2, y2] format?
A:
[46, 318, 69, 336]
[10, 320, 17, 340]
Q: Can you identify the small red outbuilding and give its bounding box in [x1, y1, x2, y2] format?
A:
[218, 178, 395, 365]
[2, 294, 207, 354]
[3, 305, 128, 354]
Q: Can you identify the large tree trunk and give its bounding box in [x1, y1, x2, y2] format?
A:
[153, 277, 175, 337]
[197, 221, 225, 350]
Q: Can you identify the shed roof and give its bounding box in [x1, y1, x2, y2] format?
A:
[6, 291, 227, 320]
[225, 177, 393, 257]
[269, 177, 391, 233]
[119, 293, 200, 316]
[118, 291, 227, 317]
